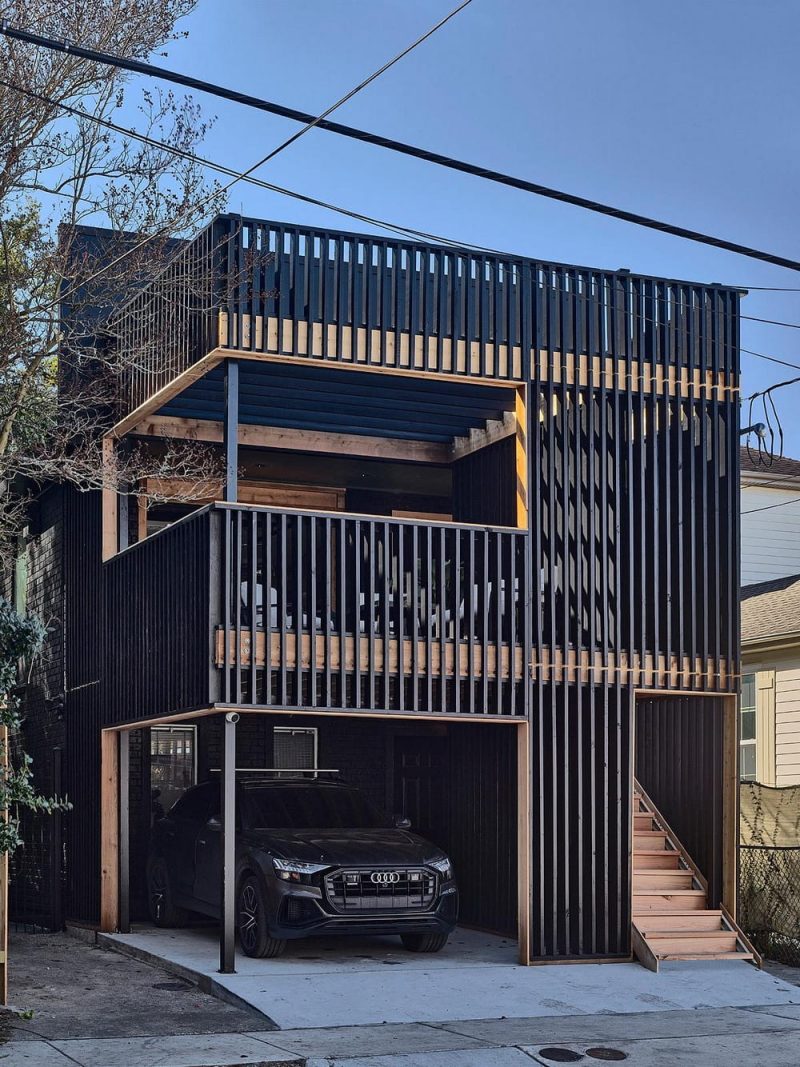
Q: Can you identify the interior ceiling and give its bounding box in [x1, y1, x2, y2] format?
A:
[156, 359, 515, 443]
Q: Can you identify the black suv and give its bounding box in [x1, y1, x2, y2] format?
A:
[147, 777, 458, 958]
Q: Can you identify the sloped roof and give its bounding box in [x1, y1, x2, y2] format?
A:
[742, 573, 800, 643]
[741, 447, 800, 487]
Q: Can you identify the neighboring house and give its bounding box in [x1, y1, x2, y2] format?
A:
[741, 450, 800, 584]
[741, 449, 800, 786]
[9, 215, 748, 970]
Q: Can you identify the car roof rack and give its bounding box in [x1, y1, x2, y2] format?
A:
[207, 767, 341, 776]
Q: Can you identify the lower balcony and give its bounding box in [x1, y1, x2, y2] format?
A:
[104, 503, 529, 723]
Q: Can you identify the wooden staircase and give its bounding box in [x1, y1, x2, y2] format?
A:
[631, 781, 760, 972]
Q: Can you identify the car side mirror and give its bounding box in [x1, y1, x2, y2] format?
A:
[394, 814, 412, 830]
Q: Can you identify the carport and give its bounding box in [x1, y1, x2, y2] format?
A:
[99, 707, 530, 973]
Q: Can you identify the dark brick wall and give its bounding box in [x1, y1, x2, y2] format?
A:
[9, 488, 66, 929]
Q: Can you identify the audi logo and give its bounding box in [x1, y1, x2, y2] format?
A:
[370, 871, 401, 885]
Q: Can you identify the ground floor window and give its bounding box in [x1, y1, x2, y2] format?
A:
[151, 725, 197, 817]
[740, 674, 757, 781]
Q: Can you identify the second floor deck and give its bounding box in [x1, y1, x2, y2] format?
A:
[104, 502, 530, 725]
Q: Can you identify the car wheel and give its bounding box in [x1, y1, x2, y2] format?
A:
[237, 874, 287, 958]
[147, 859, 188, 927]
[400, 932, 450, 953]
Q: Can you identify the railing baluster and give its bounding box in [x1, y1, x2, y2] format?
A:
[279, 513, 287, 705]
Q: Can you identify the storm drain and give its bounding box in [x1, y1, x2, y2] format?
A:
[537, 1049, 628, 1064]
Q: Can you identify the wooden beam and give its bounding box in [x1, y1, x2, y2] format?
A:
[215, 629, 525, 681]
[517, 720, 531, 965]
[451, 412, 516, 461]
[721, 693, 738, 916]
[99, 730, 119, 933]
[514, 386, 528, 530]
[101, 436, 118, 562]
[132, 414, 451, 465]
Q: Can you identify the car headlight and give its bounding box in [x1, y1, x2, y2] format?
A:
[272, 858, 329, 883]
[429, 857, 453, 880]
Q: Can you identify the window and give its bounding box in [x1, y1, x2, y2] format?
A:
[740, 674, 757, 781]
[273, 727, 318, 775]
[151, 726, 197, 819]
[169, 782, 219, 823]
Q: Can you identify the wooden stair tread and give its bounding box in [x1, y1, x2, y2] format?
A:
[659, 952, 754, 962]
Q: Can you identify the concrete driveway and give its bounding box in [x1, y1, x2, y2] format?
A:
[105, 925, 800, 1029]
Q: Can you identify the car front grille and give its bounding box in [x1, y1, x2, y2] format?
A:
[325, 868, 436, 913]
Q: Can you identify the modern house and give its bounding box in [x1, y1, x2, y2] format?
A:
[740, 450, 800, 786]
[10, 215, 753, 970]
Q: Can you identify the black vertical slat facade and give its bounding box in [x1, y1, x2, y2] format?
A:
[50, 218, 740, 959]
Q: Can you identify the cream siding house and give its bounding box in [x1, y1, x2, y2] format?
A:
[741, 449, 800, 786]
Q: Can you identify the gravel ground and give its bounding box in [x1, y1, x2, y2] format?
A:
[1, 930, 274, 1042]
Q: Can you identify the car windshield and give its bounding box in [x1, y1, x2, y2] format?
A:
[243, 784, 389, 830]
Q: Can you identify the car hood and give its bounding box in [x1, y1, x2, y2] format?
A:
[243, 827, 446, 867]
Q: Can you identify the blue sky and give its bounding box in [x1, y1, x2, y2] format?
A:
[140, 0, 800, 454]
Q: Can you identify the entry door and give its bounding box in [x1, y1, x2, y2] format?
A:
[393, 735, 448, 843]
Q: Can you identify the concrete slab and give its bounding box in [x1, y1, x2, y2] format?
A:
[744, 1002, 800, 1021]
[0, 1042, 76, 1066]
[106, 926, 800, 1030]
[49, 1033, 301, 1067]
[306, 1051, 533, 1067]
[252, 1021, 490, 1059]
[432, 1003, 800, 1045]
[522, 1030, 800, 1066]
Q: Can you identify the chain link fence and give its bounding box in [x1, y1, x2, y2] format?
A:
[740, 782, 800, 967]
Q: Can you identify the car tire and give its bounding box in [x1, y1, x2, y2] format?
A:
[147, 858, 189, 927]
[400, 932, 450, 953]
[237, 874, 287, 958]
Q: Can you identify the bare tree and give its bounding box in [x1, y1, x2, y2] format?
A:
[0, 0, 231, 564]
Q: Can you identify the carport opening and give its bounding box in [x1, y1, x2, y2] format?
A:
[118, 711, 525, 962]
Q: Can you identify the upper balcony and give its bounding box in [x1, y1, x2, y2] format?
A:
[111, 214, 742, 431]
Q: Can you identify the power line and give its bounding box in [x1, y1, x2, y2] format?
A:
[3, 2, 472, 318]
[7, 85, 800, 361]
[741, 348, 800, 372]
[5, 20, 800, 274]
[744, 376, 800, 402]
[742, 495, 800, 515]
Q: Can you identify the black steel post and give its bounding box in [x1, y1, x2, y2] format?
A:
[223, 359, 239, 503]
[119, 730, 130, 934]
[219, 711, 238, 974]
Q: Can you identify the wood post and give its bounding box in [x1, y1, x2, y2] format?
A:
[101, 436, 119, 561]
[223, 360, 239, 504]
[0, 725, 8, 1005]
[99, 730, 120, 933]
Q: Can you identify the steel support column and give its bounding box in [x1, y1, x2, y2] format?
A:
[223, 359, 239, 503]
[219, 711, 238, 973]
[118, 730, 130, 934]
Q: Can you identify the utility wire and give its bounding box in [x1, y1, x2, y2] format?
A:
[5, 87, 800, 365]
[742, 495, 800, 515]
[4, 19, 800, 273]
[2, 2, 473, 317]
[744, 376, 800, 402]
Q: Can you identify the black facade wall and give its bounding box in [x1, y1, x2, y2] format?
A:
[9, 487, 66, 929]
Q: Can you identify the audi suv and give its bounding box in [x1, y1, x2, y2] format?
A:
[147, 777, 458, 958]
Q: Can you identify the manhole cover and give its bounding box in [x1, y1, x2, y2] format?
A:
[586, 1050, 628, 1062]
[538, 1051, 584, 1064]
[152, 981, 191, 991]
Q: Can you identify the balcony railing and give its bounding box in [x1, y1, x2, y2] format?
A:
[216, 504, 529, 717]
[103, 503, 529, 723]
[111, 213, 740, 421]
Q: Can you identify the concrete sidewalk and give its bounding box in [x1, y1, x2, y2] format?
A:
[7, 1003, 800, 1065]
[5, 931, 800, 1066]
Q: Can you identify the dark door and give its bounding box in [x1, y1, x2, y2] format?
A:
[393, 735, 449, 845]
